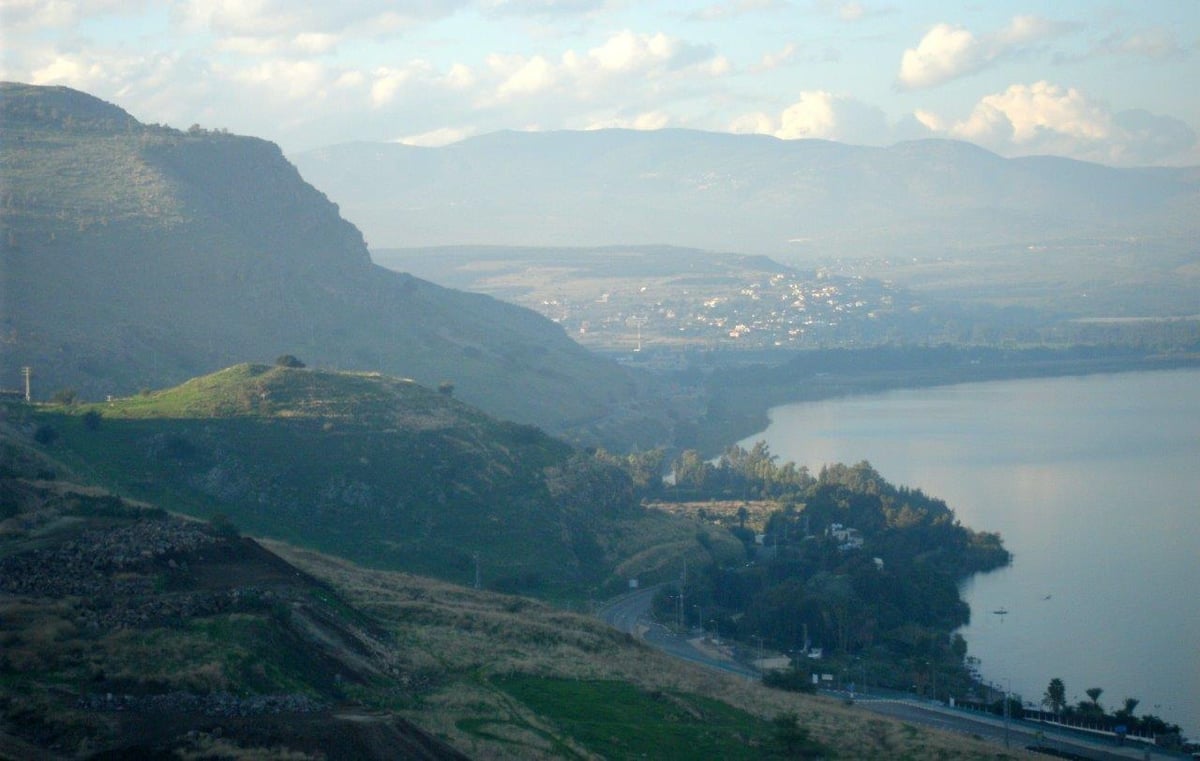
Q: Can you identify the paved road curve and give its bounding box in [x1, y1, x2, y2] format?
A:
[597, 585, 758, 679]
[597, 586, 1180, 760]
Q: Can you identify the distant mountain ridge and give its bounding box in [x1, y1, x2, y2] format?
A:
[0, 83, 661, 444]
[291, 128, 1199, 260]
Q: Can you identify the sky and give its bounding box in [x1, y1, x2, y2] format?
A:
[2, 1, 1198, 165]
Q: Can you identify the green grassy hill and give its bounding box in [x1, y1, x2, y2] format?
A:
[0, 82, 665, 448]
[15, 364, 737, 599]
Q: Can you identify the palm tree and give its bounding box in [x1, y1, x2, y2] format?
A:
[1042, 678, 1066, 715]
[1085, 687, 1104, 712]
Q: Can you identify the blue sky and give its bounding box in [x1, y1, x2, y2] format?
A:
[2, 1, 1197, 164]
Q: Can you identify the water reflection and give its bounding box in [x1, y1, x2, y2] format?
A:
[740, 369, 1199, 734]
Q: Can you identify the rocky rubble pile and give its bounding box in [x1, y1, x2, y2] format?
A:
[0, 517, 218, 598]
[77, 690, 328, 716]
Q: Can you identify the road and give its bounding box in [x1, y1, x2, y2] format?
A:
[597, 584, 758, 680]
[597, 586, 1180, 761]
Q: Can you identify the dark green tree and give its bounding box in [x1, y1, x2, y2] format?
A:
[274, 354, 305, 368]
[1115, 697, 1139, 722]
[51, 388, 78, 405]
[1085, 687, 1104, 711]
[769, 712, 822, 758]
[437, 380, 455, 397]
[1043, 677, 1066, 715]
[82, 409, 102, 430]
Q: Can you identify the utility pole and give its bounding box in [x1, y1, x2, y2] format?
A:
[678, 558, 687, 629]
[1003, 680, 1011, 748]
[21, 366, 31, 402]
[473, 552, 481, 589]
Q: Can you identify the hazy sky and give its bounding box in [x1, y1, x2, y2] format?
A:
[3, 1, 1198, 165]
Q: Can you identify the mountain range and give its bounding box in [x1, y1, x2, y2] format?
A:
[291, 128, 1200, 263]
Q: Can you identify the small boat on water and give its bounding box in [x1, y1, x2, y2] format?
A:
[993, 608, 1008, 615]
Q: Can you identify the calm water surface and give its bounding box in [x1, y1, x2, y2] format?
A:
[740, 368, 1199, 734]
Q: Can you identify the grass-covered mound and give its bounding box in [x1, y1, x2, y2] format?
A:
[20, 365, 739, 598]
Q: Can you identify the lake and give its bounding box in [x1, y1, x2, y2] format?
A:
[738, 368, 1199, 735]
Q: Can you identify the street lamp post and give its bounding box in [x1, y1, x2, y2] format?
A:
[1003, 679, 1011, 749]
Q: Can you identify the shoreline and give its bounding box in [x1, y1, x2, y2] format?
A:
[690, 349, 1200, 456]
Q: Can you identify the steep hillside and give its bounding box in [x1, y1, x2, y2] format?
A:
[0, 455, 1014, 759]
[11, 364, 738, 597]
[0, 83, 661, 446]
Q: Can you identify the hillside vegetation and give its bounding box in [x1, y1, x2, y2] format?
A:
[0, 442, 1017, 759]
[0, 83, 665, 448]
[17, 364, 738, 598]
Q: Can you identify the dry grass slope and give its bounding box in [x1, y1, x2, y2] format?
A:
[269, 542, 1019, 760]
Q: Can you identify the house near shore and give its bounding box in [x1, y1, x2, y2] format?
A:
[828, 522, 864, 551]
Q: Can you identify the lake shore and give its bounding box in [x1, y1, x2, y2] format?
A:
[691, 346, 1200, 456]
[737, 368, 1200, 737]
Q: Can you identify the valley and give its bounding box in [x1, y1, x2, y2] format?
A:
[2, 81, 1197, 758]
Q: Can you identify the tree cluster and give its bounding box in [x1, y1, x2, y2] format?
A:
[640, 446, 1010, 696]
[1040, 679, 1181, 737]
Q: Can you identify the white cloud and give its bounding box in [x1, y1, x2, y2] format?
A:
[589, 30, 678, 72]
[496, 55, 556, 98]
[897, 23, 983, 90]
[776, 91, 839, 139]
[729, 111, 774, 135]
[444, 63, 476, 90]
[479, 0, 607, 18]
[733, 91, 889, 145]
[838, 2, 865, 22]
[690, 0, 782, 22]
[369, 62, 439, 107]
[174, 0, 464, 51]
[477, 29, 724, 109]
[230, 59, 330, 100]
[0, 0, 141, 30]
[897, 15, 1072, 90]
[920, 81, 1197, 166]
[395, 125, 476, 146]
[954, 81, 1108, 144]
[755, 42, 796, 71]
[1058, 28, 1186, 64]
[584, 110, 672, 131]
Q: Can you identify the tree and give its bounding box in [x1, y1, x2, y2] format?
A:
[1115, 697, 1139, 720]
[1043, 677, 1066, 715]
[1085, 687, 1104, 711]
[275, 354, 305, 368]
[51, 388, 78, 405]
[81, 409, 102, 430]
[437, 381, 455, 397]
[736, 505, 749, 529]
[769, 712, 822, 758]
[33, 424, 58, 445]
[671, 449, 712, 491]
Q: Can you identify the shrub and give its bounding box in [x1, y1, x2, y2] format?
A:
[275, 354, 305, 368]
[50, 388, 78, 405]
[763, 667, 817, 694]
[208, 512, 240, 538]
[82, 409, 102, 430]
[33, 425, 58, 445]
